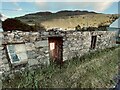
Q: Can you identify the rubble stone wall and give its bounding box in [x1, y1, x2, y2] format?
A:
[0, 31, 50, 75]
[0, 33, 9, 74]
[63, 31, 116, 61]
[0, 30, 117, 75]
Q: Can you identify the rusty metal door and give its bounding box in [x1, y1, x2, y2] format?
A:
[48, 36, 63, 64]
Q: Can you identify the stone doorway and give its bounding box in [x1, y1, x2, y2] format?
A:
[48, 36, 63, 64]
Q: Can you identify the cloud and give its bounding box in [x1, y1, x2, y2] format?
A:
[67, 2, 116, 12]
[34, 2, 114, 13]
[33, 0, 119, 12]
[15, 6, 22, 11]
[1, 0, 119, 2]
[13, 2, 22, 11]
[1, 0, 118, 13]
[0, 13, 8, 21]
[14, 2, 22, 11]
[34, 0, 47, 7]
[2, 0, 21, 2]
[93, 2, 113, 12]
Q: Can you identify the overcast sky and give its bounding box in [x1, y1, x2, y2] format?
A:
[0, 0, 119, 18]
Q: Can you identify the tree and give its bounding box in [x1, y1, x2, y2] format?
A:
[87, 27, 97, 31]
[98, 24, 109, 31]
[34, 23, 46, 31]
[75, 25, 81, 31]
[2, 18, 36, 32]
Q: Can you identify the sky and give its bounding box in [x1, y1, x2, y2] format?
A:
[0, 0, 119, 18]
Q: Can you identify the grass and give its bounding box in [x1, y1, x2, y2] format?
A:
[41, 14, 114, 30]
[2, 46, 120, 88]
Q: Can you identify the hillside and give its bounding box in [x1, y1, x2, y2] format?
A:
[15, 10, 119, 31]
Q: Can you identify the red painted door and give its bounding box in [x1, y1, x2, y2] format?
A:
[48, 37, 63, 64]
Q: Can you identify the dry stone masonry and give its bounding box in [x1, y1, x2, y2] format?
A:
[0, 30, 117, 81]
[63, 31, 116, 61]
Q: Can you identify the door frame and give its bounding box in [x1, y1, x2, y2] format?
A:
[48, 36, 63, 64]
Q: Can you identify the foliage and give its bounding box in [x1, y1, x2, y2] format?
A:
[2, 18, 32, 31]
[2, 18, 46, 32]
[34, 23, 46, 31]
[98, 24, 109, 31]
[75, 25, 81, 31]
[86, 27, 98, 31]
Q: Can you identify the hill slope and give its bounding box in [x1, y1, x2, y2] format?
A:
[15, 10, 119, 30]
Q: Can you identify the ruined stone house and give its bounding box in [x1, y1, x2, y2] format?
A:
[0, 30, 117, 75]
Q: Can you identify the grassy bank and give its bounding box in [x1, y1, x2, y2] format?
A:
[3, 46, 120, 88]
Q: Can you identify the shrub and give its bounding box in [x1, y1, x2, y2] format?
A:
[75, 25, 81, 31]
[2, 18, 46, 32]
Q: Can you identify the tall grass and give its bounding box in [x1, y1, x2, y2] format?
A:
[2, 46, 119, 88]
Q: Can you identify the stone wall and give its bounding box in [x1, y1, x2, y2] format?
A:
[0, 30, 117, 74]
[63, 31, 116, 61]
[0, 32, 10, 74]
[0, 31, 50, 75]
[0, 33, 4, 89]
